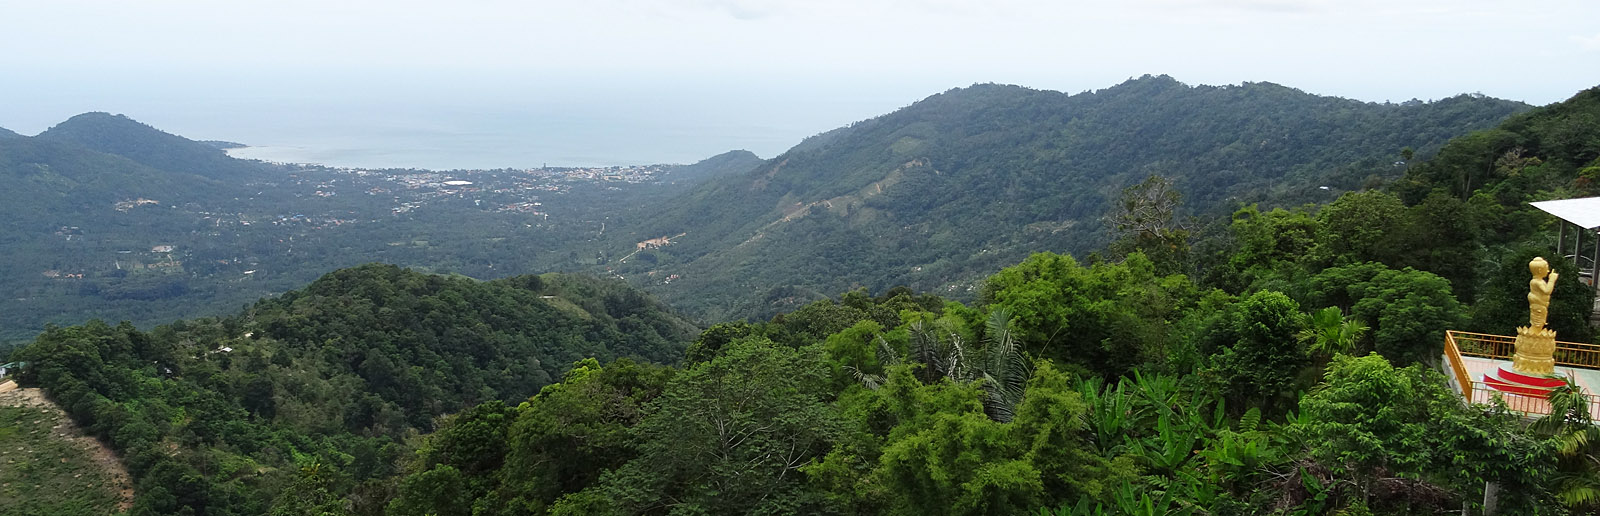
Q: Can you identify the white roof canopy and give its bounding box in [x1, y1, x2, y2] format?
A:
[1531, 197, 1600, 230]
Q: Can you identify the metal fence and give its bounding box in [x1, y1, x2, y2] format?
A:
[1444, 330, 1600, 417]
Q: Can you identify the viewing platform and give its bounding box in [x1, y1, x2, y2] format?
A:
[1444, 330, 1600, 418]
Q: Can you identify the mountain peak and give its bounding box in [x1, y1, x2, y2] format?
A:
[38, 112, 259, 179]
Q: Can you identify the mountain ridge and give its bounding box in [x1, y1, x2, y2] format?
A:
[611, 75, 1533, 321]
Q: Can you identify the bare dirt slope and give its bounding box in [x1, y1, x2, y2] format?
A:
[0, 379, 133, 513]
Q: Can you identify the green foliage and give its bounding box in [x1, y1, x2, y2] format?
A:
[251, 264, 695, 432]
[554, 338, 841, 515]
[1312, 191, 1407, 266]
[36, 112, 263, 180]
[1293, 353, 1556, 513]
[981, 252, 1195, 378]
[1203, 290, 1307, 412]
[8, 264, 695, 515]
[1471, 248, 1595, 342]
[1310, 263, 1464, 367]
[633, 77, 1527, 323]
[1534, 379, 1600, 512]
[1109, 175, 1190, 274]
[1219, 205, 1319, 292]
[14, 84, 1600, 516]
[1298, 307, 1368, 359]
[811, 361, 1135, 516]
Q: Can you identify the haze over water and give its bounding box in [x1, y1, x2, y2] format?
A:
[220, 103, 791, 170]
[8, 75, 921, 171]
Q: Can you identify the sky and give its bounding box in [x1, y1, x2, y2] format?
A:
[2, 0, 1598, 167]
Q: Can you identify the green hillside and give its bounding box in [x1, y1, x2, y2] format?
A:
[36, 112, 264, 180]
[0, 131, 252, 344]
[6, 80, 1600, 516]
[611, 76, 1530, 321]
[660, 149, 762, 184]
[7, 264, 695, 515]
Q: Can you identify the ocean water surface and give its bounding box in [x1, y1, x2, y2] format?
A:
[220, 102, 806, 170]
[6, 74, 928, 171]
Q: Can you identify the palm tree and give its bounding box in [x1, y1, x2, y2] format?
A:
[1535, 379, 1600, 510]
[976, 309, 1030, 422]
[861, 309, 1030, 422]
[1297, 307, 1367, 358]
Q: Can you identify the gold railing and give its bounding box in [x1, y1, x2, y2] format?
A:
[1448, 330, 1600, 369]
[1444, 332, 1475, 400]
[1444, 330, 1600, 418]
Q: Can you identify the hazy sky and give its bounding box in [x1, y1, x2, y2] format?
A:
[3, 0, 1598, 166]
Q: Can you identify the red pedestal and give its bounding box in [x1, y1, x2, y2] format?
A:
[1483, 366, 1565, 398]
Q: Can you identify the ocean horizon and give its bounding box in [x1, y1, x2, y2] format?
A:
[3, 74, 947, 171]
[216, 106, 797, 170]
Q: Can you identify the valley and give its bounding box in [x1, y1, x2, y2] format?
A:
[0, 115, 757, 344]
[1, 77, 1597, 515]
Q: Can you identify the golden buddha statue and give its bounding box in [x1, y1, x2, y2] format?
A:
[1528, 256, 1558, 328]
[1512, 257, 1559, 376]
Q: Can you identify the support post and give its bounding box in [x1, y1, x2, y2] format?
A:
[1559, 223, 1567, 256]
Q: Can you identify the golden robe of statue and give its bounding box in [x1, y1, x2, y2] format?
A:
[1528, 257, 1558, 329]
[1512, 257, 1560, 376]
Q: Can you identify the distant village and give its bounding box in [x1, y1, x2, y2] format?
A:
[39, 162, 681, 285]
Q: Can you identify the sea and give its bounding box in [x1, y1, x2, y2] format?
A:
[8, 75, 923, 171]
[220, 102, 816, 170]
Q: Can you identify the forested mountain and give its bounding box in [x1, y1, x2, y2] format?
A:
[0, 126, 20, 139]
[379, 82, 1600, 516]
[0, 79, 1530, 343]
[658, 149, 762, 184]
[0, 135, 230, 228]
[36, 112, 265, 180]
[5, 81, 1600, 515]
[8, 264, 695, 515]
[0, 118, 267, 344]
[608, 76, 1531, 322]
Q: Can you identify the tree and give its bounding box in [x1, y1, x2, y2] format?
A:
[892, 309, 1029, 422]
[557, 338, 841, 515]
[1110, 175, 1190, 274]
[1206, 290, 1307, 412]
[1223, 205, 1319, 291]
[1534, 379, 1600, 511]
[812, 361, 1133, 515]
[1295, 353, 1556, 514]
[1471, 248, 1595, 343]
[1311, 263, 1465, 367]
[981, 252, 1192, 378]
[1312, 190, 1406, 266]
[1391, 190, 1484, 300]
[1297, 307, 1368, 360]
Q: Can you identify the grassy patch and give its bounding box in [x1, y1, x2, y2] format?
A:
[0, 405, 123, 516]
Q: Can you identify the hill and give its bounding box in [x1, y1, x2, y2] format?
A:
[36, 112, 264, 180]
[0, 131, 248, 344]
[7, 264, 696, 515]
[610, 76, 1531, 321]
[0, 126, 19, 139]
[663, 149, 762, 184]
